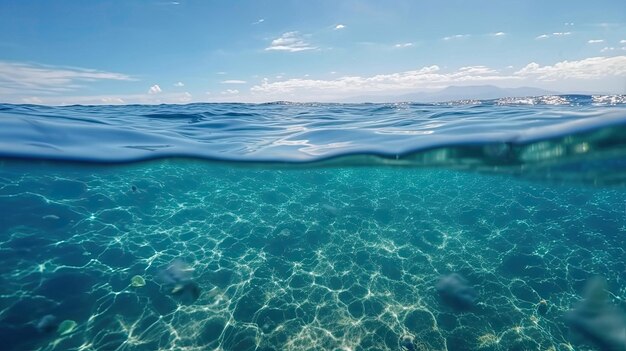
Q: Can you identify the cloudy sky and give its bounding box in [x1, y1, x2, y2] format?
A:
[1, 0, 625, 104]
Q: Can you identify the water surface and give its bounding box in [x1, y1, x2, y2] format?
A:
[0, 97, 625, 350]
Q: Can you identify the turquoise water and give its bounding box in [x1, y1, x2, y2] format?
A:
[0, 98, 625, 350]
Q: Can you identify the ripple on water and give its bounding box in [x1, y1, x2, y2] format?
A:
[0, 160, 624, 350]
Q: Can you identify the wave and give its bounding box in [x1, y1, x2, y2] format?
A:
[1, 95, 626, 184]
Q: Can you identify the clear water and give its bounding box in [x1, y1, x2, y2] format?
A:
[0, 97, 625, 350]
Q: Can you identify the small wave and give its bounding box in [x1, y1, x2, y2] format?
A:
[495, 95, 572, 105]
[1, 96, 625, 183]
[592, 94, 626, 105]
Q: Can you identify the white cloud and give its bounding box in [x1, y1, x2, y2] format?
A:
[22, 97, 43, 104]
[221, 89, 239, 95]
[179, 92, 192, 102]
[600, 47, 615, 53]
[334, 24, 346, 30]
[0, 61, 133, 94]
[100, 97, 125, 104]
[514, 56, 626, 81]
[250, 56, 626, 99]
[148, 84, 162, 94]
[443, 34, 469, 40]
[564, 22, 574, 26]
[252, 19, 265, 25]
[491, 32, 506, 37]
[458, 66, 498, 75]
[174, 81, 184, 87]
[13, 91, 196, 105]
[251, 65, 517, 97]
[621, 40, 626, 44]
[588, 39, 604, 44]
[216, 71, 227, 75]
[394, 43, 413, 48]
[265, 32, 316, 52]
[10, 56, 626, 104]
[535, 32, 571, 40]
[221, 79, 247, 84]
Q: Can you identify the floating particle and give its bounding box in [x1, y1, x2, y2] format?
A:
[158, 259, 193, 285]
[57, 320, 77, 336]
[321, 204, 339, 216]
[157, 259, 201, 304]
[36, 314, 58, 333]
[435, 273, 478, 310]
[565, 277, 626, 351]
[130, 275, 146, 287]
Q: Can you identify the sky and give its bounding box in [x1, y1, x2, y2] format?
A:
[0, 0, 625, 104]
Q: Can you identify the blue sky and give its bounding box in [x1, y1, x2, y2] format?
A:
[1, 0, 625, 104]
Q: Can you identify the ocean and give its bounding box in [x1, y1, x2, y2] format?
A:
[0, 96, 625, 351]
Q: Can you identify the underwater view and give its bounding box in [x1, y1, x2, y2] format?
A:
[0, 99, 625, 351]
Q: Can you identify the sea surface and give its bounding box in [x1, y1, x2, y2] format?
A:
[0, 96, 625, 351]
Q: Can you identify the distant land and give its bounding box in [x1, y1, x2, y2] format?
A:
[340, 85, 604, 103]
